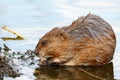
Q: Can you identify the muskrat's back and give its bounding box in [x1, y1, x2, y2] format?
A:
[35, 13, 116, 66]
[65, 14, 115, 42]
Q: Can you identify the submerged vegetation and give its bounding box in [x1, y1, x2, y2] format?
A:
[0, 44, 39, 80]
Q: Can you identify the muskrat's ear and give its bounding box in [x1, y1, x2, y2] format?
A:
[55, 30, 70, 41]
[56, 32, 64, 36]
[49, 27, 71, 40]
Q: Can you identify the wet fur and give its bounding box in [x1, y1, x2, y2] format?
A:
[35, 13, 116, 66]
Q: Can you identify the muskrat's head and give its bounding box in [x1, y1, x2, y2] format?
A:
[35, 28, 74, 66]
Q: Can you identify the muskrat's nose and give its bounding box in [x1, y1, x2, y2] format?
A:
[39, 58, 47, 65]
[39, 57, 53, 65]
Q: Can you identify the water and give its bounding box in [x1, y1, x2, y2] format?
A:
[34, 63, 114, 80]
[0, 0, 120, 80]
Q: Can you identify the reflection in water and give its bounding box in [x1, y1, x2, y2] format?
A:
[1, 36, 24, 41]
[34, 62, 114, 80]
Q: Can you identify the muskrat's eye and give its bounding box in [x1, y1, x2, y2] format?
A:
[41, 40, 48, 46]
[59, 33, 64, 36]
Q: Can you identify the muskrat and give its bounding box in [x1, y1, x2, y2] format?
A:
[35, 13, 116, 66]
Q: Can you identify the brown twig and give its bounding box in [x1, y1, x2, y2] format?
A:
[2, 26, 24, 39]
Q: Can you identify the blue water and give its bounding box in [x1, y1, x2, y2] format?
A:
[0, 0, 120, 79]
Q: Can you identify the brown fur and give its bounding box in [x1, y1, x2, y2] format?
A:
[35, 13, 116, 66]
